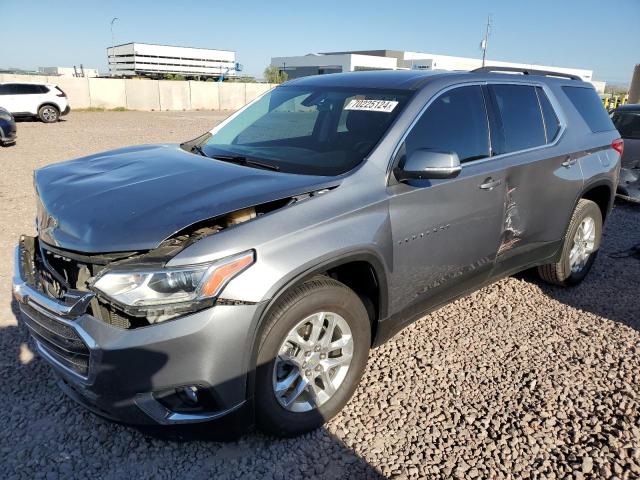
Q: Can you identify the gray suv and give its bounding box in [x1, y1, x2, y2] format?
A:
[13, 68, 621, 437]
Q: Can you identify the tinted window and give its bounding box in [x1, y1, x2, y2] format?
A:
[14, 84, 44, 94]
[404, 85, 489, 163]
[611, 111, 640, 140]
[489, 84, 546, 153]
[0, 84, 19, 95]
[562, 86, 614, 133]
[536, 87, 561, 142]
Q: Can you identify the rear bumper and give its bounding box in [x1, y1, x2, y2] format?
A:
[617, 167, 640, 203]
[12, 241, 265, 425]
[61, 105, 70, 116]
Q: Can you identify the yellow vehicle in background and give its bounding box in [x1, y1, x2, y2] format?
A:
[602, 94, 629, 111]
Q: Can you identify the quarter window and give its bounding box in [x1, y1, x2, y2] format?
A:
[562, 86, 614, 133]
[536, 87, 561, 142]
[403, 85, 490, 163]
[489, 84, 546, 154]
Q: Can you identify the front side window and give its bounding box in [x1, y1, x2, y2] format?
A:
[489, 84, 546, 154]
[402, 85, 490, 163]
[611, 111, 640, 140]
[0, 84, 17, 95]
[203, 86, 411, 176]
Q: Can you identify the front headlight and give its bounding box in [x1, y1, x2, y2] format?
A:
[0, 112, 12, 121]
[93, 250, 255, 309]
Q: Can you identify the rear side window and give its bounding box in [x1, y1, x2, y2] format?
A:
[611, 111, 640, 140]
[562, 86, 614, 133]
[489, 84, 546, 154]
[536, 87, 561, 142]
[404, 85, 490, 163]
[13, 84, 45, 94]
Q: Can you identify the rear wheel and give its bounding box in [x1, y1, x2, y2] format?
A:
[255, 277, 371, 437]
[538, 199, 602, 286]
[38, 105, 59, 123]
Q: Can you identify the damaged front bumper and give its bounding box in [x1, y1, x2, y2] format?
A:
[12, 239, 265, 425]
[617, 167, 640, 203]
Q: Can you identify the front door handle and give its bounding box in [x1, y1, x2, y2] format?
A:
[479, 177, 502, 190]
[561, 156, 577, 168]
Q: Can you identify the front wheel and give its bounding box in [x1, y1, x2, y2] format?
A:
[255, 277, 371, 437]
[38, 105, 59, 123]
[538, 199, 602, 286]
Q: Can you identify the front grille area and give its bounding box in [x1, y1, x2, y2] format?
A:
[20, 302, 90, 376]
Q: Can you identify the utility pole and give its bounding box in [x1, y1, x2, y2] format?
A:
[110, 17, 119, 76]
[480, 14, 492, 68]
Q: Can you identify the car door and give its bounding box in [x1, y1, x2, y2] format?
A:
[0, 84, 18, 112]
[14, 84, 43, 114]
[387, 84, 506, 319]
[485, 83, 583, 273]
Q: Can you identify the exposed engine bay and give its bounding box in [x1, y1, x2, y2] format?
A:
[25, 189, 331, 329]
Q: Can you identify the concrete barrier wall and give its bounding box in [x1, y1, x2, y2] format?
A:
[54, 77, 90, 109]
[0, 74, 274, 111]
[189, 81, 219, 110]
[125, 79, 160, 111]
[219, 83, 246, 110]
[159, 81, 190, 111]
[88, 78, 126, 108]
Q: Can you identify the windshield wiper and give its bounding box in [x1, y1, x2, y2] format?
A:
[191, 144, 208, 157]
[211, 154, 280, 172]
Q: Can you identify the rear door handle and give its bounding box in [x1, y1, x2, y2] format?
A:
[479, 178, 502, 190]
[561, 156, 577, 168]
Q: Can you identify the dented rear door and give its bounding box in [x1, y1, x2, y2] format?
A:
[484, 83, 583, 272]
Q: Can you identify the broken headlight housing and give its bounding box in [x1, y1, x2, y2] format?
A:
[92, 250, 254, 321]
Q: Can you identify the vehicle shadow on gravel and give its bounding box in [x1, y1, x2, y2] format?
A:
[517, 203, 640, 332]
[1, 298, 385, 480]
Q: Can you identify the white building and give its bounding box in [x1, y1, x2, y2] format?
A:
[271, 50, 605, 93]
[107, 42, 237, 79]
[38, 66, 99, 78]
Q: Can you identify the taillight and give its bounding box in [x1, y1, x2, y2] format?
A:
[55, 87, 66, 97]
[612, 138, 624, 157]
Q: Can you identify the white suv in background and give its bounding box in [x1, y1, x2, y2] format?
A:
[0, 83, 70, 123]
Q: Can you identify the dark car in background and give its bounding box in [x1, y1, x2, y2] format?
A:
[0, 107, 17, 146]
[611, 104, 640, 202]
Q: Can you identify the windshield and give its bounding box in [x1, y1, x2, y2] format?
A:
[202, 85, 412, 176]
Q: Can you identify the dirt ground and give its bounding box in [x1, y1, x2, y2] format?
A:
[1, 112, 639, 479]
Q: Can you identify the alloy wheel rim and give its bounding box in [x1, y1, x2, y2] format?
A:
[569, 216, 596, 273]
[272, 311, 353, 412]
[43, 107, 56, 121]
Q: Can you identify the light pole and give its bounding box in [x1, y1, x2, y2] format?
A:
[110, 17, 119, 76]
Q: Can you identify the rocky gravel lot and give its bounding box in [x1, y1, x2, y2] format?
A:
[1, 112, 639, 479]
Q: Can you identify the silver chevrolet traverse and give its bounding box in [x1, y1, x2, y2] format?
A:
[13, 68, 622, 437]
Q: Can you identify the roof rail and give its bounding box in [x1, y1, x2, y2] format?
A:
[471, 66, 582, 81]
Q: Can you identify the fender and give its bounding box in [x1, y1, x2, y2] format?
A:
[551, 177, 614, 263]
[243, 248, 390, 400]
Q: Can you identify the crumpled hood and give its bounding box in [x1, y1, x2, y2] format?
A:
[35, 144, 337, 253]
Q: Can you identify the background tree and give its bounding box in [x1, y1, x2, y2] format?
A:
[264, 66, 288, 84]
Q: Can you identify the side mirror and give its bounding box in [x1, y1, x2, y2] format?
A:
[395, 149, 462, 181]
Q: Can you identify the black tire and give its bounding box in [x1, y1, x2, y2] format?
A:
[38, 105, 59, 123]
[538, 199, 602, 286]
[255, 277, 371, 437]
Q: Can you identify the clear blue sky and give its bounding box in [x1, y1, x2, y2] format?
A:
[1, 0, 638, 84]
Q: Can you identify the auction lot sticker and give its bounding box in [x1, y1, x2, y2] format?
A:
[344, 99, 398, 113]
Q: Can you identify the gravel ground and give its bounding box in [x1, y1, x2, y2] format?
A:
[1, 112, 639, 479]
